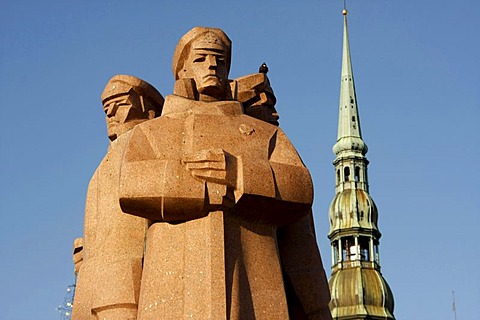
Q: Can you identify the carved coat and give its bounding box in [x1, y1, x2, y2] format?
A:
[72, 130, 147, 320]
[119, 95, 330, 319]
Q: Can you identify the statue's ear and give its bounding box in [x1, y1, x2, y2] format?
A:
[174, 78, 198, 100]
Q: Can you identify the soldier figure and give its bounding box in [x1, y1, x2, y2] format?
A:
[72, 75, 163, 320]
[117, 27, 331, 319]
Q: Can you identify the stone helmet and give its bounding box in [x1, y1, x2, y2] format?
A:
[101, 74, 164, 114]
[172, 27, 232, 81]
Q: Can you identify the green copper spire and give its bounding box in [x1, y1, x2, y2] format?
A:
[333, 9, 368, 157]
[328, 7, 395, 320]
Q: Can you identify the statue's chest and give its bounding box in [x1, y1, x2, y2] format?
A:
[144, 114, 275, 160]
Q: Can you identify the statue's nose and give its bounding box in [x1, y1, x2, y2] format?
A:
[106, 103, 117, 117]
[207, 55, 217, 67]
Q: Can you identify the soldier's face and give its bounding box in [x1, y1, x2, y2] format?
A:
[183, 43, 228, 99]
[103, 92, 145, 141]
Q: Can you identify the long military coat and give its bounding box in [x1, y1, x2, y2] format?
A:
[119, 95, 330, 319]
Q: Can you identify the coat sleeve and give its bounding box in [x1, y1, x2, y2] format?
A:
[119, 125, 208, 222]
[234, 128, 314, 226]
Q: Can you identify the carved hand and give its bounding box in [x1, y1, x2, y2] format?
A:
[182, 148, 237, 189]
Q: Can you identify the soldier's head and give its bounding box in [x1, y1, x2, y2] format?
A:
[101, 75, 164, 141]
[236, 73, 279, 126]
[172, 27, 231, 101]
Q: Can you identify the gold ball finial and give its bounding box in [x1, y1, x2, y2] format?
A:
[342, 9, 348, 15]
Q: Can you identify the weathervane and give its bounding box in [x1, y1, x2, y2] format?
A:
[343, 0, 348, 15]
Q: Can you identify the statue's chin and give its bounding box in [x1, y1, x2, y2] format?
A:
[108, 122, 138, 141]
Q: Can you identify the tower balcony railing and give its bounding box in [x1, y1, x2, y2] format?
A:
[332, 260, 379, 272]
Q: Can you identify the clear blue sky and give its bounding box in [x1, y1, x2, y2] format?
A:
[1, 1, 478, 319]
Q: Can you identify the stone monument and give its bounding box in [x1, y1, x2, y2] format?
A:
[71, 75, 164, 320]
[72, 27, 331, 320]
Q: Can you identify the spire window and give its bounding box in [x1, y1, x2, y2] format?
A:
[354, 166, 360, 182]
[341, 236, 355, 261]
[373, 240, 380, 264]
[344, 167, 350, 181]
[332, 241, 339, 264]
[358, 236, 370, 261]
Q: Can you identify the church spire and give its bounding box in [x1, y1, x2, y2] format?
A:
[333, 8, 367, 157]
[327, 6, 395, 319]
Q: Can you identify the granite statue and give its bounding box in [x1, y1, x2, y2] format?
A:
[72, 27, 331, 320]
[116, 27, 331, 319]
[71, 75, 164, 320]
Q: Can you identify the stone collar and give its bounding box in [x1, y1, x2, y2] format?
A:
[162, 95, 244, 117]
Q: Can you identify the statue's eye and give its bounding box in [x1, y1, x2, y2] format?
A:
[194, 56, 206, 63]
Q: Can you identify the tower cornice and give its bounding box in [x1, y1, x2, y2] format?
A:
[333, 154, 369, 166]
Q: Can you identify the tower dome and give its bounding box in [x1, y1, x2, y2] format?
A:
[329, 189, 379, 237]
[333, 136, 368, 156]
[329, 268, 395, 319]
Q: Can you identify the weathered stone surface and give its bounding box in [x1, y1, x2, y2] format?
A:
[72, 27, 331, 320]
